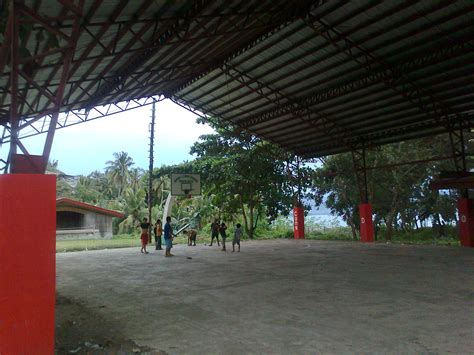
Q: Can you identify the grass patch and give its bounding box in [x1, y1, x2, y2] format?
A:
[376, 227, 460, 246]
[56, 233, 195, 253]
[306, 230, 354, 241]
[56, 238, 141, 253]
[56, 226, 461, 252]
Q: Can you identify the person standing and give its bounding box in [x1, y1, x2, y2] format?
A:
[232, 223, 242, 252]
[220, 222, 228, 251]
[138, 217, 150, 254]
[164, 216, 174, 257]
[210, 219, 220, 246]
[154, 219, 163, 251]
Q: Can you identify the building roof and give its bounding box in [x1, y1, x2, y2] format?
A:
[1, 1, 473, 158]
[56, 198, 125, 218]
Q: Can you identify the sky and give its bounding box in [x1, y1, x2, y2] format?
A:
[19, 99, 215, 175]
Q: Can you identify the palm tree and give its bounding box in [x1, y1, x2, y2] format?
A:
[119, 186, 146, 233]
[105, 151, 134, 198]
[129, 167, 145, 192]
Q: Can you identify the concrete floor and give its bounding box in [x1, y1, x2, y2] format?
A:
[56, 240, 474, 354]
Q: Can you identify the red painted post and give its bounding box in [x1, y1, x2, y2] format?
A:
[457, 198, 474, 247]
[0, 174, 56, 354]
[359, 203, 374, 242]
[293, 206, 305, 239]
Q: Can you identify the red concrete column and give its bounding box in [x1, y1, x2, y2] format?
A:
[359, 203, 374, 242]
[293, 206, 305, 239]
[458, 198, 474, 247]
[0, 174, 56, 354]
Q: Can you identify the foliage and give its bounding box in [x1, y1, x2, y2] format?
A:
[190, 123, 313, 238]
[313, 135, 460, 241]
[105, 151, 136, 198]
[118, 187, 147, 233]
[51, 128, 463, 248]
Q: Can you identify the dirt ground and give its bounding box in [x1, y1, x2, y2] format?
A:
[56, 239, 474, 354]
[56, 294, 163, 354]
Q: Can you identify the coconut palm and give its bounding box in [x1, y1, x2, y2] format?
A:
[105, 151, 134, 198]
[118, 186, 147, 233]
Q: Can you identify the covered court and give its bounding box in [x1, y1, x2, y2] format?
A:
[1, 0, 474, 352]
[56, 240, 474, 353]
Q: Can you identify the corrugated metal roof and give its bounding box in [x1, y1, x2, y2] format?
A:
[1, 0, 473, 158]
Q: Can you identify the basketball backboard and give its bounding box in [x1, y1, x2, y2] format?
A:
[171, 173, 201, 196]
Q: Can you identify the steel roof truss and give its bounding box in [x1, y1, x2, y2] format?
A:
[310, 17, 467, 129]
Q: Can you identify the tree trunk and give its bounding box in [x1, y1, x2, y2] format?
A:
[385, 210, 396, 241]
[385, 190, 399, 241]
[248, 202, 255, 239]
[344, 211, 358, 240]
[436, 214, 445, 238]
[240, 195, 250, 239]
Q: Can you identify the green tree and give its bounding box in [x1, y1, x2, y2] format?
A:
[46, 160, 74, 198]
[119, 186, 147, 233]
[105, 151, 135, 198]
[74, 175, 101, 203]
[191, 127, 311, 239]
[312, 135, 460, 241]
[313, 154, 360, 239]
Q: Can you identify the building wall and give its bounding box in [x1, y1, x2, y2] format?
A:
[84, 213, 113, 238]
[56, 207, 114, 240]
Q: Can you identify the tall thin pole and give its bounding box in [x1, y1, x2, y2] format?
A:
[148, 101, 156, 241]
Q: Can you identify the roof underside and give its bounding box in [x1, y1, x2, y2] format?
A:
[1, 0, 473, 158]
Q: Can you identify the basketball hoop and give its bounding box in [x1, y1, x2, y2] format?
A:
[170, 173, 201, 197]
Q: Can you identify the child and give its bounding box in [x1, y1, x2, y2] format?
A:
[220, 222, 227, 251]
[164, 216, 174, 257]
[138, 217, 150, 254]
[154, 219, 163, 250]
[232, 223, 242, 252]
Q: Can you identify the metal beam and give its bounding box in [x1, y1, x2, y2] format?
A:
[80, 1, 214, 110]
[122, 3, 292, 102]
[219, 63, 360, 152]
[262, 85, 474, 150]
[164, 0, 328, 99]
[307, 16, 468, 129]
[200, 1, 469, 119]
[234, 35, 473, 130]
[1, 96, 165, 143]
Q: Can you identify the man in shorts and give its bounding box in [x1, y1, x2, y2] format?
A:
[210, 219, 220, 246]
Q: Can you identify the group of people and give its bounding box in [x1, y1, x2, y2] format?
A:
[138, 217, 242, 255]
[210, 219, 241, 252]
[138, 216, 174, 257]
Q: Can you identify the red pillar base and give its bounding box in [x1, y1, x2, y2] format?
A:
[0, 174, 56, 354]
[359, 203, 374, 243]
[293, 206, 305, 239]
[458, 198, 474, 247]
